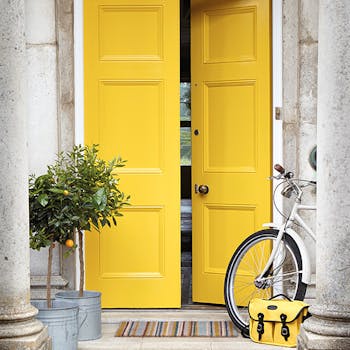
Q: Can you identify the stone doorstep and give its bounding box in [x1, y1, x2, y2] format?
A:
[78, 310, 286, 350]
[30, 275, 69, 300]
[30, 275, 69, 287]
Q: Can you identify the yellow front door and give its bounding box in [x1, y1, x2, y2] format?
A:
[191, 0, 271, 304]
[84, 0, 180, 307]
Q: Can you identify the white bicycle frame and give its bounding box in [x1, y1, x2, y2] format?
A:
[258, 186, 316, 286]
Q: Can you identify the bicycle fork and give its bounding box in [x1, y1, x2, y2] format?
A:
[255, 225, 312, 287]
[254, 226, 288, 288]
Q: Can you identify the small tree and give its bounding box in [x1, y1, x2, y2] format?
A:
[29, 145, 129, 307]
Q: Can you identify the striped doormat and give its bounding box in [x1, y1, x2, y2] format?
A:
[115, 320, 238, 337]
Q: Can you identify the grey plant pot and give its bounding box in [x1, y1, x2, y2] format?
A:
[55, 290, 102, 341]
[31, 299, 79, 350]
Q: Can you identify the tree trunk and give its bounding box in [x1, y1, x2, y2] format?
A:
[47, 241, 54, 308]
[78, 229, 84, 297]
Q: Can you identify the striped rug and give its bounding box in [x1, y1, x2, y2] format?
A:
[115, 320, 237, 337]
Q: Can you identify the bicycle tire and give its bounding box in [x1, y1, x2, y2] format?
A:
[224, 229, 307, 333]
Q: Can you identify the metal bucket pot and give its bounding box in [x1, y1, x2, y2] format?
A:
[31, 299, 79, 350]
[55, 290, 101, 341]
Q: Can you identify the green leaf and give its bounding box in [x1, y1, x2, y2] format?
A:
[48, 188, 64, 194]
[37, 194, 49, 207]
[93, 188, 107, 210]
[93, 188, 106, 205]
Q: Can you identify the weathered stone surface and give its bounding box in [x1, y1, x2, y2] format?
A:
[282, 122, 298, 174]
[0, 326, 51, 350]
[0, 0, 31, 311]
[56, 0, 75, 153]
[298, 122, 317, 180]
[315, 0, 350, 311]
[25, 44, 59, 279]
[25, 0, 56, 44]
[300, 44, 318, 124]
[282, 0, 318, 284]
[304, 305, 350, 337]
[55, 0, 76, 290]
[26, 45, 58, 176]
[26, 0, 76, 290]
[298, 122, 317, 273]
[298, 0, 350, 347]
[300, 0, 319, 42]
[0, 1, 50, 347]
[282, 0, 299, 124]
[299, 326, 350, 350]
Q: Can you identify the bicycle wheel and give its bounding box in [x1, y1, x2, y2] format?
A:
[224, 229, 307, 333]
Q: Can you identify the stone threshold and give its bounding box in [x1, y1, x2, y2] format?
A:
[78, 309, 286, 350]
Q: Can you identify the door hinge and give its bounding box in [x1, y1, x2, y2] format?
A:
[275, 107, 282, 120]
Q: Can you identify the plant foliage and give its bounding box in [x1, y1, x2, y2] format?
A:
[29, 144, 129, 247]
[29, 144, 129, 303]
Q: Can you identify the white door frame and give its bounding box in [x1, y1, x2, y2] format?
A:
[272, 0, 283, 225]
[73, 0, 284, 287]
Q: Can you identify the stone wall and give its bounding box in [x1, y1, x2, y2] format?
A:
[282, 0, 318, 274]
[26, 0, 60, 278]
[26, 0, 75, 296]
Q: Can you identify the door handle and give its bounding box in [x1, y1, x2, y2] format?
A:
[195, 184, 209, 195]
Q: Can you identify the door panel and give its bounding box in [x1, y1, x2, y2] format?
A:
[191, 0, 271, 304]
[84, 0, 180, 308]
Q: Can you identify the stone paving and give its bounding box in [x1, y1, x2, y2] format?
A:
[78, 309, 286, 350]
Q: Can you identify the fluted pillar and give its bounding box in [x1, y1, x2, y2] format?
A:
[0, 0, 50, 348]
[298, 1, 350, 349]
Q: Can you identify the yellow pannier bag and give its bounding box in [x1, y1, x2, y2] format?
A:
[248, 295, 310, 347]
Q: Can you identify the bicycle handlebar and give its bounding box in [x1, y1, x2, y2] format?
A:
[273, 164, 316, 200]
[274, 164, 285, 174]
[274, 164, 295, 180]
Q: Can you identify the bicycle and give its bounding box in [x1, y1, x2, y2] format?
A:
[224, 164, 316, 336]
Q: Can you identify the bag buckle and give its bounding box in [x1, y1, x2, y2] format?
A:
[280, 313, 290, 341]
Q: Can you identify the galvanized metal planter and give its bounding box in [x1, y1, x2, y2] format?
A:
[31, 299, 79, 350]
[55, 290, 102, 341]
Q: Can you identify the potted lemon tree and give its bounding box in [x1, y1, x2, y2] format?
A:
[29, 144, 129, 344]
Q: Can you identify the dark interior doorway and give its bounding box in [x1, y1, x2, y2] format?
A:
[180, 0, 192, 306]
[179, 0, 229, 311]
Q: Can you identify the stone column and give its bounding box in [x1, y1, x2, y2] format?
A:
[0, 1, 50, 348]
[298, 1, 350, 349]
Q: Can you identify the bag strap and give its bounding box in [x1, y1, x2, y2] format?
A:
[269, 294, 292, 301]
[257, 313, 265, 341]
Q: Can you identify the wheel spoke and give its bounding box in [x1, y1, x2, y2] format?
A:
[224, 231, 306, 332]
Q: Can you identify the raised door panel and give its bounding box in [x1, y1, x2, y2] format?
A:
[85, 0, 180, 308]
[192, 0, 271, 304]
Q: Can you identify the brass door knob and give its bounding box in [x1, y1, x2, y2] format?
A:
[195, 184, 209, 195]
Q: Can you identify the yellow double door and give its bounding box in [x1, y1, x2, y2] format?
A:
[84, 0, 271, 308]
